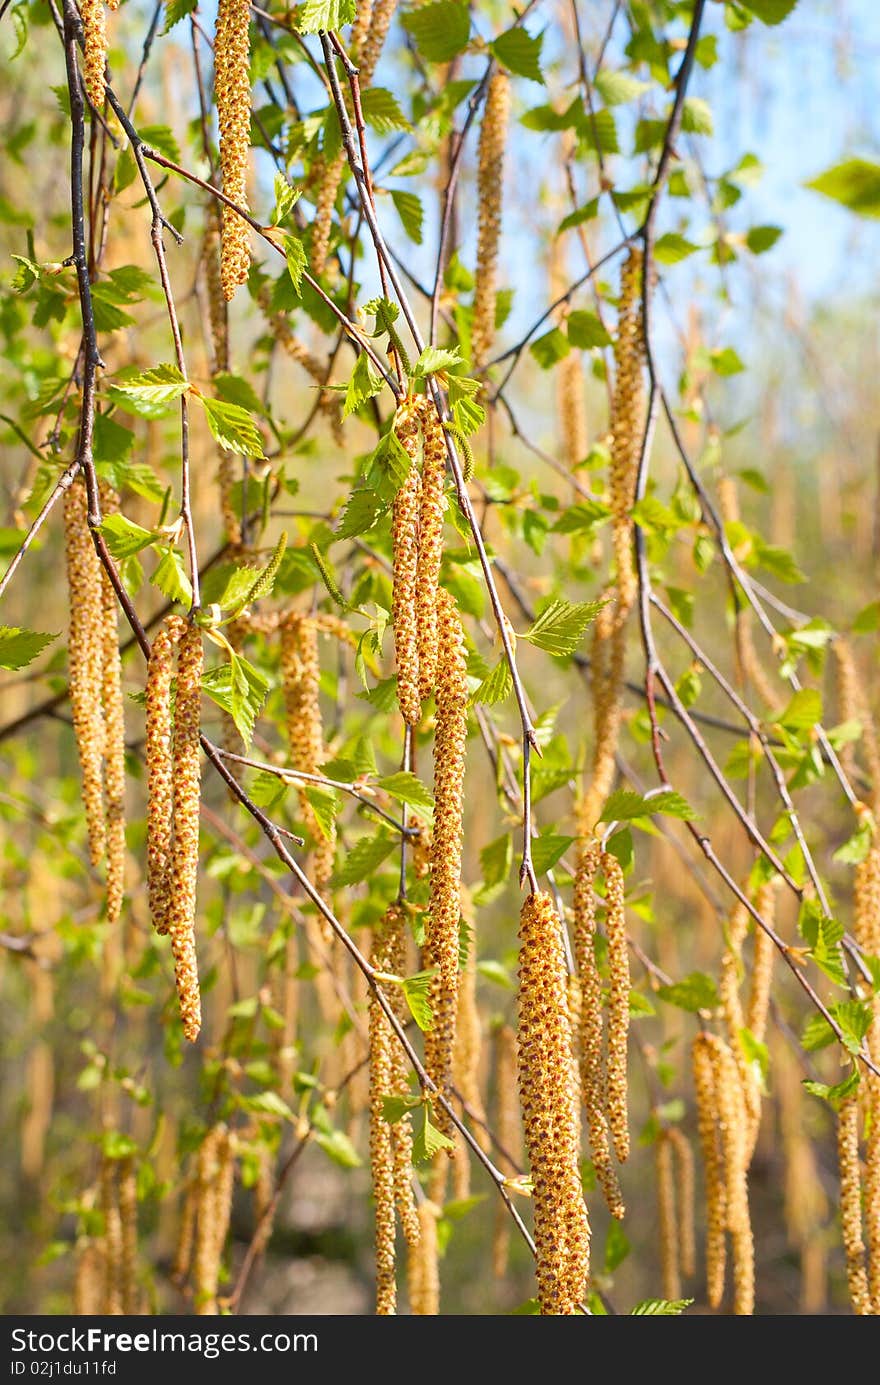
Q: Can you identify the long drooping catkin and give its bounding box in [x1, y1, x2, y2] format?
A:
[850, 821, 880, 1312]
[667, 1126, 696, 1279]
[99, 485, 126, 926]
[369, 912, 402, 1315]
[383, 910, 420, 1250]
[424, 588, 468, 1129]
[64, 481, 105, 867]
[193, 1126, 235, 1315]
[837, 1096, 871, 1315]
[309, 0, 397, 277]
[118, 1156, 138, 1315]
[602, 851, 630, 1164]
[834, 638, 880, 789]
[709, 1034, 754, 1314]
[579, 601, 626, 833]
[416, 398, 446, 703]
[572, 839, 624, 1218]
[656, 1131, 680, 1301]
[280, 615, 335, 888]
[391, 403, 423, 726]
[73, 1240, 103, 1316]
[214, 0, 252, 299]
[609, 247, 646, 622]
[720, 899, 761, 1137]
[491, 1024, 520, 1279]
[517, 892, 590, 1315]
[746, 888, 776, 1045]
[145, 616, 185, 936]
[773, 1034, 828, 1308]
[168, 625, 203, 1043]
[100, 1156, 122, 1316]
[81, 0, 108, 109]
[452, 944, 486, 1200]
[172, 1179, 198, 1284]
[408, 1201, 440, 1315]
[203, 203, 229, 376]
[559, 352, 588, 471]
[692, 1033, 726, 1309]
[471, 72, 510, 371]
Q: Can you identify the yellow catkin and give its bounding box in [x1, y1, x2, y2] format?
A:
[720, 899, 761, 1136]
[118, 1156, 138, 1315]
[517, 892, 591, 1315]
[491, 1024, 520, 1279]
[708, 1034, 754, 1315]
[838, 1096, 871, 1315]
[835, 639, 880, 789]
[172, 1179, 198, 1284]
[609, 247, 646, 622]
[851, 832, 880, 1312]
[21, 968, 54, 1182]
[145, 616, 185, 936]
[559, 351, 588, 471]
[451, 945, 486, 1201]
[692, 1033, 727, 1309]
[746, 891, 776, 1046]
[383, 911, 420, 1251]
[100, 1156, 122, 1315]
[572, 839, 624, 1218]
[193, 1125, 235, 1315]
[579, 600, 626, 833]
[81, 0, 108, 109]
[168, 625, 203, 1043]
[773, 1036, 829, 1310]
[410, 816, 432, 879]
[415, 398, 446, 703]
[309, 0, 397, 277]
[63, 481, 105, 867]
[408, 1201, 440, 1315]
[279, 615, 335, 889]
[99, 485, 126, 926]
[667, 1126, 696, 1280]
[214, 0, 252, 299]
[424, 588, 468, 1130]
[602, 851, 630, 1164]
[391, 403, 423, 726]
[203, 204, 229, 376]
[369, 912, 401, 1315]
[73, 1240, 103, 1316]
[656, 1131, 681, 1302]
[472, 72, 510, 370]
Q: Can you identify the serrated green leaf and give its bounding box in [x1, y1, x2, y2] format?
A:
[523, 597, 604, 657]
[472, 657, 512, 705]
[334, 488, 386, 540]
[285, 233, 308, 295]
[776, 687, 821, 731]
[111, 364, 188, 415]
[631, 1298, 692, 1315]
[529, 833, 574, 873]
[99, 512, 154, 559]
[361, 87, 411, 134]
[201, 653, 268, 749]
[296, 0, 356, 35]
[390, 189, 424, 244]
[331, 830, 395, 886]
[381, 1094, 420, 1124]
[304, 784, 340, 842]
[604, 1220, 630, 1272]
[801, 1010, 835, 1052]
[152, 548, 192, 605]
[401, 1, 470, 63]
[247, 1091, 295, 1121]
[413, 345, 461, 378]
[376, 770, 433, 814]
[412, 1102, 455, 1163]
[803, 1067, 859, 1106]
[566, 310, 612, 349]
[491, 26, 543, 83]
[654, 232, 700, 265]
[402, 970, 435, 1032]
[656, 971, 719, 1013]
[198, 396, 264, 458]
[530, 327, 570, 370]
[600, 788, 696, 822]
[344, 352, 385, 419]
[314, 1127, 362, 1168]
[682, 97, 713, 135]
[594, 70, 650, 106]
[0, 625, 58, 670]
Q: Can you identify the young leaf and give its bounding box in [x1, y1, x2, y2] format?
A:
[656, 972, 719, 1013]
[471, 657, 512, 705]
[381, 1094, 420, 1125]
[0, 625, 58, 670]
[412, 1102, 455, 1163]
[201, 654, 269, 748]
[491, 27, 543, 83]
[197, 397, 264, 458]
[98, 513, 154, 559]
[152, 548, 192, 606]
[390, 189, 424, 245]
[401, 1, 470, 63]
[401, 971, 435, 1032]
[523, 597, 605, 657]
[111, 363, 188, 415]
[375, 771, 434, 814]
[600, 788, 697, 823]
[331, 830, 396, 886]
[630, 1298, 693, 1316]
[344, 353, 385, 419]
[296, 0, 356, 35]
[285, 233, 308, 295]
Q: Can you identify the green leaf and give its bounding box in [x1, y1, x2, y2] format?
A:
[304, 785, 340, 841]
[471, 657, 512, 705]
[491, 26, 544, 83]
[523, 597, 604, 657]
[805, 158, 880, 220]
[746, 224, 783, 253]
[776, 687, 821, 731]
[285, 234, 308, 296]
[801, 1011, 835, 1052]
[682, 97, 713, 135]
[213, 372, 266, 417]
[98, 513, 154, 559]
[594, 70, 650, 106]
[740, 0, 799, 24]
[390, 189, 424, 245]
[0, 625, 58, 670]
[412, 1102, 455, 1163]
[529, 328, 570, 370]
[529, 833, 574, 873]
[600, 788, 697, 822]
[365, 429, 412, 501]
[162, 0, 197, 31]
[710, 346, 745, 376]
[198, 396, 264, 458]
[413, 345, 462, 377]
[833, 819, 873, 866]
[402, 971, 435, 1032]
[271, 173, 301, 227]
[631, 1298, 692, 1316]
[552, 500, 611, 534]
[803, 1068, 860, 1106]
[152, 548, 192, 606]
[361, 87, 411, 134]
[656, 971, 719, 1013]
[111, 363, 188, 415]
[604, 1220, 630, 1272]
[101, 1132, 139, 1161]
[201, 653, 269, 748]
[654, 232, 700, 265]
[566, 310, 612, 349]
[335, 488, 386, 540]
[344, 352, 385, 419]
[401, 1, 470, 63]
[376, 771, 434, 814]
[247, 1091, 295, 1121]
[829, 999, 874, 1056]
[296, 0, 356, 35]
[314, 1128, 362, 1169]
[381, 1094, 420, 1124]
[331, 830, 395, 886]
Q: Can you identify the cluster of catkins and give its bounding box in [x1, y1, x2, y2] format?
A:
[74, 1153, 138, 1316]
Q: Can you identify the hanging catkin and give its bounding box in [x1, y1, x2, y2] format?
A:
[369, 911, 403, 1314]
[172, 1178, 198, 1284]
[168, 625, 203, 1043]
[309, 0, 398, 277]
[214, 0, 252, 299]
[851, 830, 880, 1312]
[667, 1125, 696, 1280]
[384, 910, 420, 1251]
[145, 616, 185, 937]
[193, 1125, 235, 1314]
[280, 615, 335, 889]
[472, 72, 510, 372]
[602, 851, 630, 1164]
[451, 943, 487, 1200]
[415, 398, 446, 703]
[100, 1155, 122, 1315]
[203, 203, 229, 376]
[408, 1201, 440, 1315]
[118, 1156, 138, 1315]
[64, 481, 106, 867]
[572, 839, 624, 1218]
[391, 403, 423, 726]
[709, 1034, 754, 1315]
[81, 0, 108, 109]
[746, 885, 776, 1045]
[491, 1023, 520, 1279]
[471, 72, 510, 371]
[609, 246, 646, 623]
[424, 588, 468, 1130]
[837, 1096, 871, 1315]
[720, 898, 761, 1136]
[692, 1033, 726, 1309]
[559, 354, 588, 471]
[655, 1131, 681, 1302]
[834, 638, 880, 789]
[517, 892, 590, 1315]
[579, 604, 626, 833]
[99, 484, 126, 926]
[73, 1239, 103, 1316]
